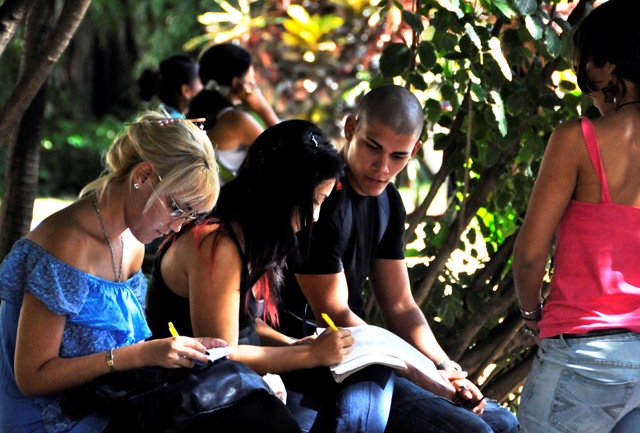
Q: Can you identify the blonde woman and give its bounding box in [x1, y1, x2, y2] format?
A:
[0, 112, 300, 433]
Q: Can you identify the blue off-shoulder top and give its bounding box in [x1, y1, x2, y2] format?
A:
[0, 238, 151, 433]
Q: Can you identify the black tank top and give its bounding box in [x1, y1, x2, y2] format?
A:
[145, 223, 261, 345]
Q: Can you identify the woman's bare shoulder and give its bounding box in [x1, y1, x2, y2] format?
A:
[26, 200, 95, 266]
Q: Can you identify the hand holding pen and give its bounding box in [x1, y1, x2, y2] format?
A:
[305, 313, 354, 366]
[166, 322, 231, 367]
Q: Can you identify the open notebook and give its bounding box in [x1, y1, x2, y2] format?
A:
[318, 325, 453, 390]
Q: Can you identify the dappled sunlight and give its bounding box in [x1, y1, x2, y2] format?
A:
[31, 198, 73, 230]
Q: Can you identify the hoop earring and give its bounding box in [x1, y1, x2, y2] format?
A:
[133, 183, 140, 190]
[602, 80, 618, 103]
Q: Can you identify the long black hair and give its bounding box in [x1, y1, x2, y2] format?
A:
[204, 120, 343, 324]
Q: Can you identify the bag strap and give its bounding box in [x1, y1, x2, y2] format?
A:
[340, 186, 390, 246]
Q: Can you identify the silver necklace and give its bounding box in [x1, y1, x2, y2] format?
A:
[91, 192, 124, 282]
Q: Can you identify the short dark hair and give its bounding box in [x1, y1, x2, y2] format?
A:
[357, 84, 424, 137]
[573, 0, 640, 98]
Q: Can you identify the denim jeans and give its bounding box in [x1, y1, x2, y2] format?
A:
[385, 376, 520, 433]
[283, 365, 394, 433]
[518, 331, 640, 433]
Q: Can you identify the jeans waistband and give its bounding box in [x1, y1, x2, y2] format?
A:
[550, 328, 630, 340]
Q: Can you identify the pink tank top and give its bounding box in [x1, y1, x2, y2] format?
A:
[539, 117, 640, 338]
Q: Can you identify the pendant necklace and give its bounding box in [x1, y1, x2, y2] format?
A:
[92, 192, 124, 282]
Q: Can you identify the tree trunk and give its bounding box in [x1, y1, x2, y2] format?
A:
[0, 0, 91, 262]
[0, 0, 54, 261]
[0, 0, 91, 147]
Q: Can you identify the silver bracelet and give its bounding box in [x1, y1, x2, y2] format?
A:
[523, 326, 539, 338]
[518, 301, 544, 321]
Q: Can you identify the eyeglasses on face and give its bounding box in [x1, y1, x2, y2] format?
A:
[156, 175, 204, 221]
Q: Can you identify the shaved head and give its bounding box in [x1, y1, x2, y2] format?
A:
[356, 85, 424, 137]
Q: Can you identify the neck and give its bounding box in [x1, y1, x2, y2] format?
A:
[616, 100, 640, 111]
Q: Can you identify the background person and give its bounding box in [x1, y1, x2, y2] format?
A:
[137, 54, 203, 118]
[188, 42, 280, 182]
[279, 84, 520, 433]
[514, 0, 640, 431]
[0, 112, 300, 433]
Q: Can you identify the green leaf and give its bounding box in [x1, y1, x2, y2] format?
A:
[425, 99, 443, 123]
[465, 291, 484, 313]
[409, 72, 427, 90]
[417, 41, 437, 69]
[437, 0, 464, 18]
[441, 84, 457, 102]
[464, 23, 482, 51]
[471, 83, 487, 102]
[379, 43, 411, 77]
[489, 90, 508, 137]
[544, 27, 562, 58]
[514, 0, 537, 16]
[380, 42, 411, 77]
[402, 10, 424, 33]
[525, 14, 544, 40]
[491, 0, 517, 19]
[488, 37, 513, 81]
[405, 248, 421, 257]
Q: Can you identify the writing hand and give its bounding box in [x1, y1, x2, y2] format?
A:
[311, 328, 354, 366]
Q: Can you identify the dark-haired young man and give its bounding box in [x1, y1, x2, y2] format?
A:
[280, 84, 519, 433]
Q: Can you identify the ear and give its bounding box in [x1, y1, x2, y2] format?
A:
[132, 161, 156, 187]
[230, 76, 244, 92]
[344, 115, 357, 142]
[181, 83, 193, 99]
[606, 62, 617, 76]
[410, 140, 423, 158]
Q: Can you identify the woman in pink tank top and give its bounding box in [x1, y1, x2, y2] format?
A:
[513, 1, 640, 432]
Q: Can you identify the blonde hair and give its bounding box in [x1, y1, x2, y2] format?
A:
[80, 111, 219, 213]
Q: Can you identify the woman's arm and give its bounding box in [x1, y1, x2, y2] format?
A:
[181, 230, 353, 375]
[14, 292, 213, 396]
[513, 121, 584, 317]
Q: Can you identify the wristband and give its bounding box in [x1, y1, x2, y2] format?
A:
[437, 359, 462, 371]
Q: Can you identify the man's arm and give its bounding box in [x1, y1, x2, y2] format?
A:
[369, 258, 450, 366]
[295, 272, 367, 328]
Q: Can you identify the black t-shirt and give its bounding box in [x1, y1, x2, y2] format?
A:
[279, 177, 406, 337]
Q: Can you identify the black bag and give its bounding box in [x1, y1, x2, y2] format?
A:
[61, 359, 273, 433]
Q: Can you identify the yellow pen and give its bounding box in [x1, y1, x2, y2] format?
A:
[168, 322, 179, 337]
[321, 313, 339, 331]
